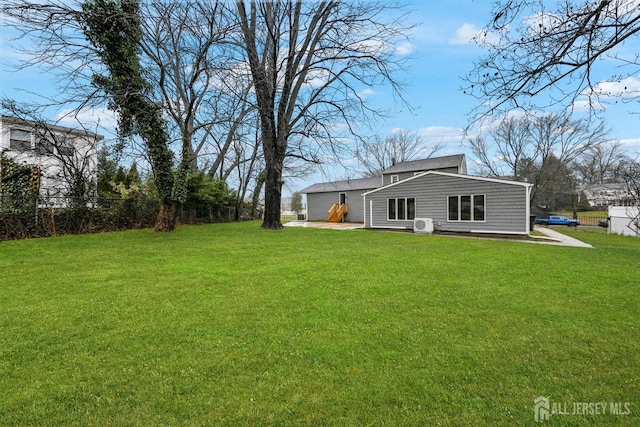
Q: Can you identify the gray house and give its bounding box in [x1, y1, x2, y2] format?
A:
[302, 154, 467, 222]
[363, 171, 532, 235]
[380, 154, 467, 186]
[300, 176, 380, 223]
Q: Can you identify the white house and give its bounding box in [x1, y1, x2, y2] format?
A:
[608, 206, 640, 237]
[0, 115, 102, 206]
[584, 183, 634, 207]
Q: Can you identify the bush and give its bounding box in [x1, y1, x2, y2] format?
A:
[179, 172, 235, 223]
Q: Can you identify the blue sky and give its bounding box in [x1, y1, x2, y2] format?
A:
[1, 1, 639, 196]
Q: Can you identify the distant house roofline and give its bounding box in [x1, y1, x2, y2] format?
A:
[380, 154, 466, 175]
[1, 115, 104, 142]
[300, 176, 381, 194]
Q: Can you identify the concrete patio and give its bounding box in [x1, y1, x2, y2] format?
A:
[284, 220, 364, 230]
[284, 221, 593, 247]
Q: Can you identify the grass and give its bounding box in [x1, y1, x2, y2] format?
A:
[281, 214, 300, 222]
[0, 222, 638, 426]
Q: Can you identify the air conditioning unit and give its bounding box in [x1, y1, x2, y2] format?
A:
[414, 218, 433, 234]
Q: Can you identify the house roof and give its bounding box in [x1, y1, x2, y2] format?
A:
[381, 154, 465, 175]
[300, 176, 381, 194]
[362, 170, 533, 196]
[1, 115, 104, 141]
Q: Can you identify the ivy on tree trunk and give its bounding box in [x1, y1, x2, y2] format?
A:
[81, 0, 177, 231]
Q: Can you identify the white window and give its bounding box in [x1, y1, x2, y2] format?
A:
[388, 197, 416, 221]
[390, 175, 399, 183]
[448, 195, 485, 222]
[9, 129, 31, 152]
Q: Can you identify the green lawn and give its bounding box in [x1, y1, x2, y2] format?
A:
[0, 222, 638, 426]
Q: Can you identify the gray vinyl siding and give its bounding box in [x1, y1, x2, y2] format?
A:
[306, 190, 367, 222]
[365, 174, 529, 234]
[382, 166, 460, 186]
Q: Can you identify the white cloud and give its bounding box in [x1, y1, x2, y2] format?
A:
[569, 99, 606, 113]
[449, 23, 499, 45]
[346, 39, 390, 55]
[415, 125, 466, 146]
[572, 76, 640, 112]
[449, 23, 478, 44]
[359, 88, 376, 97]
[618, 137, 640, 154]
[57, 107, 118, 131]
[395, 41, 415, 55]
[304, 68, 331, 89]
[589, 77, 640, 99]
[523, 12, 564, 37]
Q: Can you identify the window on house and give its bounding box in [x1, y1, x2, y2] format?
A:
[407, 197, 415, 220]
[58, 140, 74, 156]
[388, 197, 416, 221]
[448, 195, 485, 222]
[390, 175, 399, 183]
[461, 195, 471, 221]
[473, 195, 485, 221]
[9, 129, 31, 152]
[398, 198, 406, 220]
[448, 196, 459, 221]
[36, 138, 55, 155]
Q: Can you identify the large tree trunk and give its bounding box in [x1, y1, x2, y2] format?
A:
[251, 169, 266, 219]
[155, 201, 177, 232]
[261, 164, 284, 230]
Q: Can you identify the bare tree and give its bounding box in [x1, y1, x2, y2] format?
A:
[467, 112, 608, 207]
[464, 0, 640, 122]
[139, 1, 258, 174]
[621, 158, 640, 230]
[234, 1, 413, 229]
[573, 140, 632, 186]
[355, 130, 443, 177]
[622, 158, 640, 200]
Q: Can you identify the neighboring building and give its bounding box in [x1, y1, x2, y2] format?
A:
[300, 153, 533, 235]
[281, 196, 307, 217]
[0, 115, 102, 206]
[608, 206, 640, 237]
[281, 196, 292, 213]
[583, 183, 635, 207]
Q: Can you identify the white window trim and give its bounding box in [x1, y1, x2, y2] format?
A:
[390, 175, 399, 183]
[447, 194, 486, 223]
[387, 197, 416, 221]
